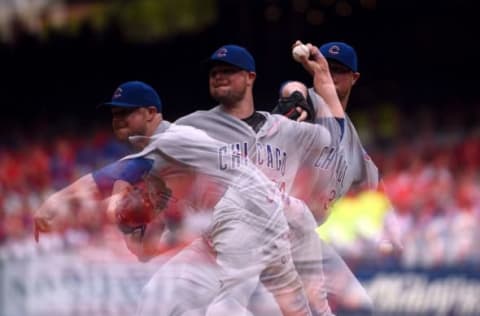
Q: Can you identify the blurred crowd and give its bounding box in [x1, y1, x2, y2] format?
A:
[1, 102, 480, 269]
[0, 122, 130, 247]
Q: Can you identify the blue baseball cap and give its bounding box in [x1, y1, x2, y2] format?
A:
[101, 81, 162, 111]
[319, 42, 358, 72]
[205, 44, 256, 72]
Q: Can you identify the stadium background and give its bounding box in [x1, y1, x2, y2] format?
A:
[1, 0, 480, 315]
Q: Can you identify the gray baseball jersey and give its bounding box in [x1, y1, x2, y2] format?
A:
[144, 95, 375, 316]
[123, 121, 287, 233]
[175, 105, 338, 197]
[307, 88, 379, 219]
[243, 91, 381, 315]
[123, 121, 313, 316]
[138, 108, 339, 316]
[133, 107, 339, 315]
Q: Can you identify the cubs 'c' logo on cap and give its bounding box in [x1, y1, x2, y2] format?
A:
[113, 87, 123, 99]
[216, 47, 228, 58]
[328, 45, 341, 55]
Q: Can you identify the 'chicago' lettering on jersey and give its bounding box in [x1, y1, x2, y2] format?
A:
[218, 142, 249, 170]
[218, 142, 287, 176]
[314, 146, 348, 188]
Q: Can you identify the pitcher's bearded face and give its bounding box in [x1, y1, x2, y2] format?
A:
[209, 64, 253, 105]
[111, 107, 148, 141]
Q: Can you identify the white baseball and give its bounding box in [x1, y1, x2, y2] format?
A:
[292, 44, 310, 62]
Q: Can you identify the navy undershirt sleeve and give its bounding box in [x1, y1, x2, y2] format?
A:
[335, 117, 345, 140]
[92, 158, 154, 196]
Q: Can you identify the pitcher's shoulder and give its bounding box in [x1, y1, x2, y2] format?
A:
[176, 107, 223, 124]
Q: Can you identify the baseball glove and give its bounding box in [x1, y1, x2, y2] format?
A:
[272, 91, 315, 122]
[116, 176, 172, 236]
